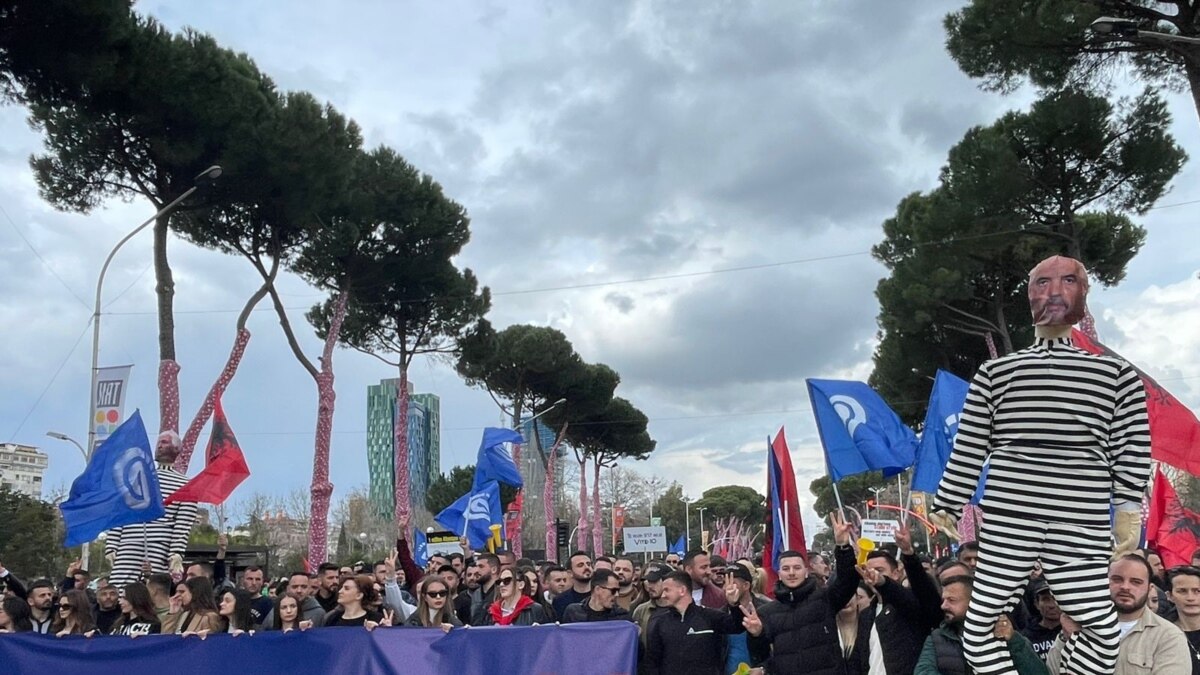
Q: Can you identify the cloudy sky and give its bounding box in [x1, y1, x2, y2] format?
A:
[3, 0, 1200, 542]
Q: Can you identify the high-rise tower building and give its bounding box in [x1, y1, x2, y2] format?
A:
[366, 379, 441, 518]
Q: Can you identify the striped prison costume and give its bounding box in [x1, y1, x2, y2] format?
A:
[933, 336, 1151, 675]
[105, 462, 198, 587]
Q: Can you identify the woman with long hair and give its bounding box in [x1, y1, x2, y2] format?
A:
[479, 569, 550, 626]
[218, 589, 255, 634]
[272, 594, 304, 632]
[164, 577, 221, 635]
[522, 567, 554, 616]
[324, 574, 383, 628]
[404, 578, 461, 632]
[108, 583, 161, 637]
[53, 589, 96, 636]
[0, 596, 34, 633]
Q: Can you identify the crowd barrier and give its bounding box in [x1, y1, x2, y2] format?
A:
[0, 622, 639, 675]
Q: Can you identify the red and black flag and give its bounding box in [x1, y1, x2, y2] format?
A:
[165, 397, 250, 505]
[1072, 329, 1200, 476]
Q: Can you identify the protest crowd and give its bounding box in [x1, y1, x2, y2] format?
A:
[5, 517, 1200, 674]
[3, 257, 1195, 675]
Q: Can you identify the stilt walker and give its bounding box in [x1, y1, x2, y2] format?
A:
[928, 256, 1151, 675]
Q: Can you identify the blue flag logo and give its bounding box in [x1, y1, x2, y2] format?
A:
[413, 530, 429, 568]
[807, 379, 918, 482]
[473, 427, 525, 490]
[435, 481, 502, 549]
[911, 370, 971, 494]
[60, 410, 165, 547]
[670, 535, 686, 556]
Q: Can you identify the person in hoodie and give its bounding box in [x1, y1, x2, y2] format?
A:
[742, 511, 860, 675]
[643, 570, 748, 675]
[260, 572, 326, 629]
[560, 569, 634, 623]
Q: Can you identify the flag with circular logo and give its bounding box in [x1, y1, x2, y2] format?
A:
[61, 409, 165, 546]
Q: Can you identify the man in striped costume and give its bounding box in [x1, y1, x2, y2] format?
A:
[930, 255, 1151, 675]
[105, 431, 198, 587]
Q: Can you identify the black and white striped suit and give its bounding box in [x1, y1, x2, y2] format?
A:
[105, 462, 198, 587]
[933, 336, 1151, 675]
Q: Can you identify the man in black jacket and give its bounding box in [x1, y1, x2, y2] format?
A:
[561, 569, 634, 623]
[644, 571, 748, 675]
[743, 511, 857, 675]
[853, 522, 943, 673]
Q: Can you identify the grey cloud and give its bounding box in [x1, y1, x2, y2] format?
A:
[605, 292, 635, 313]
[593, 257, 880, 394]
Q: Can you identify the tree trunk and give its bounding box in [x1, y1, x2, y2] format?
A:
[174, 328, 251, 473]
[1186, 60, 1200, 129]
[153, 213, 181, 435]
[392, 365, 411, 526]
[591, 459, 604, 557]
[307, 290, 348, 567]
[544, 423, 568, 563]
[509, 401, 523, 557]
[577, 456, 589, 552]
[175, 266, 274, 472]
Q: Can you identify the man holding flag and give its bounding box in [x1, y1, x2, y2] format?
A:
[97, 415, 198, 588]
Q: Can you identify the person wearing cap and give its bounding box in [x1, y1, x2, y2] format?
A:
[1020, 578, 1062, 664]
[723, 564, 770, 675]
[633, 564, 672, 647]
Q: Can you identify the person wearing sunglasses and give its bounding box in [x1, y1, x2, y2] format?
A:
[479, 570, 550, 626]
[405, 578, 461, 631]
[560, 569, 634, 623]
[52, 589, 96, 637]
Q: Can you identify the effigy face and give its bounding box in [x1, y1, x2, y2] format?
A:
[1028, 255, 1089, 327]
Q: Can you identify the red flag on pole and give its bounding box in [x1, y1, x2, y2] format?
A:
[1146, 467, 1200, 568]
[1072, 329, 1200, 476]
[763, 427, 808, 597]
[165, 398, 250, 505]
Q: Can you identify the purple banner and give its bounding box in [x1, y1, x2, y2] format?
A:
[0, 623, 638, 675]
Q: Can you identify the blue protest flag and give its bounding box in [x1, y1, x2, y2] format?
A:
[59, 410, 165, 547]
[473, 428, 525, 490]
[669, 535, 686, 555]
[435, 481, 502, 549]
[413, 530, 429, 568]
[911, 370, 971, 493]
[806, 379, 919, 482]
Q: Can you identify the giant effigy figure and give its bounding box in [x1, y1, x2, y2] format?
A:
[929, 255, 1151, 675]
[105, 431, 198, 586]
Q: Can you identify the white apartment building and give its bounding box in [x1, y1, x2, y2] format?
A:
[0, 443, 49, 499]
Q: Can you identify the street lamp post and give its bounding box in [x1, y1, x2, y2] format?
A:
[868, 488, 885, 518]
[81, 165, 222, 573]
[45, 431, 87, 463]
[1090, 16, 1200, 46]
[87, 165, 223, 453]
[697, 506, 708, 549]
[683, 497, 692, 550]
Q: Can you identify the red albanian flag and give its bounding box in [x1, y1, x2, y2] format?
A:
[1146, 468, 1200, 568]
[165, 398, 250, 505]
[1072, 329, 1200, 477]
